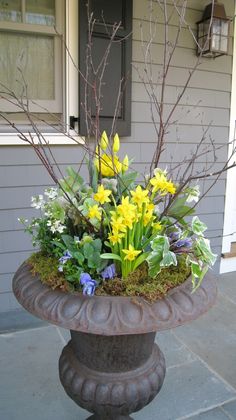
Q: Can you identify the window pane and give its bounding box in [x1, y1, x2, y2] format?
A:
[212, 34, 220, 51]
[221, 21, 229, 37]
[0, 0, 21, 22]
[220, 36, 228, 53]
[26, 0, 55, 25]
[0, 32, 54, 99]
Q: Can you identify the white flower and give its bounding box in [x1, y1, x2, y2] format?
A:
[57, 225, 65, 234]
[44, 188, 58, 200]
[49, 219, 66, 234]
[31, 195, 45, 209]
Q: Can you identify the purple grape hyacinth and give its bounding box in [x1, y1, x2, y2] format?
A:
[80, 273, 97, 296]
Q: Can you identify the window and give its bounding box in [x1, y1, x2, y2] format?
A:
[0, 0, 132, 142]
[79, 0, 132, 136]
[0, 0, 65, 132]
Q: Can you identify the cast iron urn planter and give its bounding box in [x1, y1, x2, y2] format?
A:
[13, 262, 217, 420]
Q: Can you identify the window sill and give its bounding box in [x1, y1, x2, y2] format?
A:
[0, 131, 85, 146]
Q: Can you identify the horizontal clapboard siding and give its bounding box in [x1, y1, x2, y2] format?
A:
[0, 0, 233, 310]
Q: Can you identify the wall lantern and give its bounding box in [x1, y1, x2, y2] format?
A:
[196, 1, 230, 57]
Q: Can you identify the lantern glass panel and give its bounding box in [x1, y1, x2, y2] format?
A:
[220, 35, 228, 52]
[212, 17, 220, 50]
[211, 19, 229, 53]
[197, 21, 210, 54]
[221, 20, 229, 36]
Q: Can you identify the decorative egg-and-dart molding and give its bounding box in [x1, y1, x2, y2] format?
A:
[13, 262, 217, 336]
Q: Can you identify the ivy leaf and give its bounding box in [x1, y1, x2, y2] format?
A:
[195, 237, 217, 266]
[147, 235, 178, 278]
[161, 251, 177, 268]
[191, 216, 207, 235]
[147, 236, 166, 278]
[191, 262, 208, 292]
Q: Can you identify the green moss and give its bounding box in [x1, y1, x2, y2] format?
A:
[97, 256, 191, 302]
[27, 253, 191, 302]
[27, 253, 71, 292]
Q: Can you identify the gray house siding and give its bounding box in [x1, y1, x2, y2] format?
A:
[0, 0, 234, 312]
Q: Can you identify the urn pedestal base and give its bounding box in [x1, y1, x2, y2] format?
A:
[13, 264, 217, 419]
[59, 331, 166, 419]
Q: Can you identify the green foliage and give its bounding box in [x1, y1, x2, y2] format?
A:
[60, 166, 85, 195]
[191, 216, 207, 235]
[147, 236, 177, 278]
[117, 170, 138, 196]
[19, 132, 216, 298]
[167, 196, 195, 222]
[52, 234, 106, 285]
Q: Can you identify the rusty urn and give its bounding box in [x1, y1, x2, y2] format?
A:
[13, 263, 217, 420]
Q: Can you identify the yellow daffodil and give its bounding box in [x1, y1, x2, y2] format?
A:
[113, 133, 120, 153]
[108, 231, 125, 245]
[143, 211, 154, 227]
[96, 154, 122, 177]
[94, 185, 112, 204]
[122, 154, 129, 172]
[117, 196, 136, 218]
[150, 170, 176, 195]
[131, 185, 149, 208]
[111, 216, 126, 233]
[152, 222, 162, 232]
[121, 215, 134, 229]
[166, 182, 176, 194]
[88, 204, 101, 220]
[122, 245, 141, 261]
[100, 131, 109, 151]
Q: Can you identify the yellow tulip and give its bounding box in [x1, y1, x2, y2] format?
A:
[96, 154, 122, 177]
[100, 131, 109, 151]
[113, 133, 120, 153]
[122, 155, 129, 173]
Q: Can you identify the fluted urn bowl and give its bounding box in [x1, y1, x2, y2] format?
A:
[13, 262, 217, 420]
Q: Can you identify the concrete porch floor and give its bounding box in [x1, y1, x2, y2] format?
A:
[1, 273, 236, 420]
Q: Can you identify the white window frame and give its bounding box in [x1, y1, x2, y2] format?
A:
[0, 0, 81, 145]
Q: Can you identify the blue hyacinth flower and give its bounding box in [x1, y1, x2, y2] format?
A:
[101, 264, 116, 280]
[59, 250, 72, 265]
[80, 273, 97, 296]
[175, 238, 193, 248]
